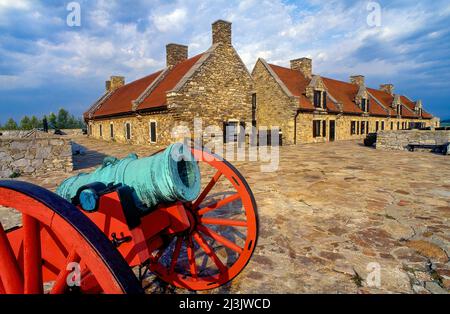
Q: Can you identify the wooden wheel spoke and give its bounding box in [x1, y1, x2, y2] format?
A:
[192, 232, 226, 273]
[199, 217, 247, 227]
[23, 214, 43, 294]
[50, 250, 80, 294]
[169, 237, 183, 274]
[198, 225, 243, 254]
[198, 193, 241, 216]
[0, 223, 24, 294]
[186, 237, 197, 279]
[193, 170, 222, 209]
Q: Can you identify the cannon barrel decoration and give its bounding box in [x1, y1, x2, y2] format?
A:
[0, 145, 258, 294]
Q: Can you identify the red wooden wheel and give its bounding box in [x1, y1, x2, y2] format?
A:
[0, 181, 142, 294]
[150, 147, 258, 290]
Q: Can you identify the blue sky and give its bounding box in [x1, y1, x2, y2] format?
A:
[0, 0, 449, 124]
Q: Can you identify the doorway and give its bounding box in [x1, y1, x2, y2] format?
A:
[329, 120, 335, 142]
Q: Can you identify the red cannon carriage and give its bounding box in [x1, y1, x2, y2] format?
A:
[0, 145, 258, 294]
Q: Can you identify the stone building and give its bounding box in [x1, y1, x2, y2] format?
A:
[252, 57, 435, 145]
[84, 20, 254, 146]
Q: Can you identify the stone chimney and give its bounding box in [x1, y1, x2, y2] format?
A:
[290, 58, 312, 79]
[106, 76, 125, 92]
[350, 75, 365, 87]
[212, 20, 232, 46]
[380, 84, 394, 95]
[166, 43, 188, 68]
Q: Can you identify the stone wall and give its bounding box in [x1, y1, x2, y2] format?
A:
[0, 137, 73, 178]
[253, 60, 298, 145]
[376, 130, 450, 151]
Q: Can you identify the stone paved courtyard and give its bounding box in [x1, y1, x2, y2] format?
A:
[1, 135, 449, 294]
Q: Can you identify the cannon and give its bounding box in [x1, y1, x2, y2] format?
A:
[0, 144, 258, 294]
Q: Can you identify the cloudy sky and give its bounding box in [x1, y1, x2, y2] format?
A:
[0, 0, 449, 123]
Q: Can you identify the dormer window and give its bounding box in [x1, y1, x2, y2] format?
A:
[361, 98, 369, 112]
[397, 104, 402, 116]
[314, 90, 326, 109]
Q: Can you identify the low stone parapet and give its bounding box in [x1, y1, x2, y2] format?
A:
[0, 137, 73, 178]
[376, 130, 450, 151]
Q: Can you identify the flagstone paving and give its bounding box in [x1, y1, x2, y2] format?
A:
[1, 135, 449, 294]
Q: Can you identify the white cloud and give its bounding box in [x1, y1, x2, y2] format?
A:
[152, 8, 187, 32]
[0, 0, 30, 11]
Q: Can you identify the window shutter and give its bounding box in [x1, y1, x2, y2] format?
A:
[323, 92, 327, 109]
[322, 120, 327, 137]
[313, 120, 317, 137]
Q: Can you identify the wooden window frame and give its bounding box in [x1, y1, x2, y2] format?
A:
[125, 122, 132, 140]
[110, 123, 114, 139]
[149, 120, 157, 143]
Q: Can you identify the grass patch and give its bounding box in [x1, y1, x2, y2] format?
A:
[9, 171, 21, 179]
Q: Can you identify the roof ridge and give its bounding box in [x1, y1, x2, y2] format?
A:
[85, 91, 114, 119]
[132, 68, 169, 110]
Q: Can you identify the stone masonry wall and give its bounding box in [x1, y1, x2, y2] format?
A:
[88, 112, 175, 147]
[253, 60, 298, 145]
[168, 42, 254, 143]
[376, 130, 450, 151]
[0, 137, 73, 178]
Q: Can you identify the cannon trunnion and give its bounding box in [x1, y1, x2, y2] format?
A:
[0, 145, 258, 294]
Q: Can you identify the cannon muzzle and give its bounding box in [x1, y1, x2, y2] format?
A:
[56, 143, 201, 212]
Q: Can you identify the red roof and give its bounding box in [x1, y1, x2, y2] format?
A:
[138, 53, 204, 110]
[321, 77, 363, 114]
[267, 62, 432, 119]
[268, 63, 314, 110]
[268, 64, 339, 113]
[93, 71, 163, 117]
[89, 53, 204, 118]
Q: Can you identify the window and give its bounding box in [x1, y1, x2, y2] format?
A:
[397, 122, 400, 130]
[224, 120, 239, 143]
[314, 91, 322, 108]
[361, 98, 369, 112]
[149, 121, 157, 143]
[376, 121, 379, 132]
[99, 125, 102, 137]
[125, 122, 131, 140]
[351, 121, 356, 135]
[391, 122, 394, 130]
[381, 121, 385, 130]
[313, 120, 321, 138]
[322, 120, 327, 138]
[323, 91, 327, 109]
[361, 121, 366, 135]
[366, 121, 369, 134]
[110, 123, 114, 138]
[357, 121, 360, 135]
